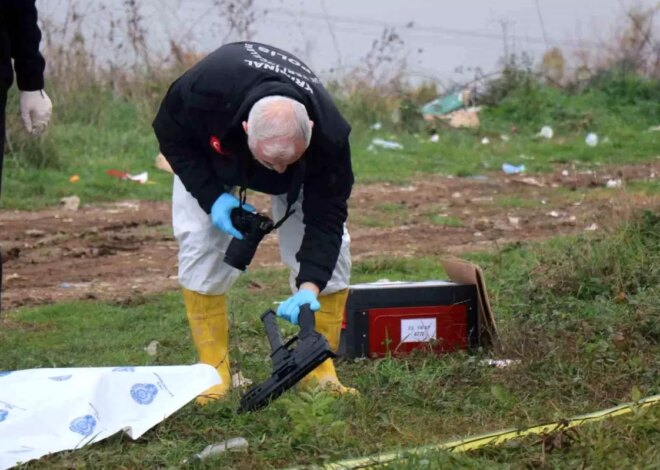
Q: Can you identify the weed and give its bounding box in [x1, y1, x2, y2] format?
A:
[1, 216, 658, 467]
[529, 210, 659, 301]
[280, 388, 348, 447]
[429, 214, 463, 227]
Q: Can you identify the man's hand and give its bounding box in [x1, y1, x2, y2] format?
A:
[20, 90, 52, 136]
[277, 285, 320, 325]
[210, 193, 256, 240]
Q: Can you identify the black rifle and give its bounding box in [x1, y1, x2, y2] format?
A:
[238, 304, 334, 413]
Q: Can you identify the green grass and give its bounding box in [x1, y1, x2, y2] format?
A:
[1, 212, 658, 468]
[494, 196, 544, 209]
[628, 180, 660, 195]
[1, 73, 659, 209]
[350, 202, 411, 228]
[2, 89, 169, 210]
[429, 214, 463, 227]
[494, 185, 591, 209]
[394, 407, 660, 468]
[351, 126, 659, 183]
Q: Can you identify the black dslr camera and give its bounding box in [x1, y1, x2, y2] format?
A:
[223, 207, 275, 271]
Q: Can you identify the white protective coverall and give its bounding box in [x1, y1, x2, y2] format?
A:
[172, 176, 352, 295]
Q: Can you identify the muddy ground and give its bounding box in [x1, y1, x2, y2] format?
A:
[0, 162, 657, 310]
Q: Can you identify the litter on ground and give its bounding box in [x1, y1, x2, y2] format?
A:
[369, 138, 404, 151]
[106, 169, 149, 184]
[183, 437, 249, 463]
[538, 126, 554, 139]
[585, 133, 599, 147]
[502, 163, 525, 174]
[60, 195, 80, 211]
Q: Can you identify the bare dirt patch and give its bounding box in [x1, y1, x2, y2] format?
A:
[1, 163, 657, 310]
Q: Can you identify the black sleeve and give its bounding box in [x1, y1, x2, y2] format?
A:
[296, 140, 354, 291]
[152, 88, 223, 213]
[6, 0, 45, 91]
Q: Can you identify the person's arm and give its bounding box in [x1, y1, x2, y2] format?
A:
[6, 0, 45, 91]
[7, 0, 52, 135]
[152, 88, 223, 213]
[296, 140, 354, 292]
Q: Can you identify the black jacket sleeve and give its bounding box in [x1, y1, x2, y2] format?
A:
[152, 87, 223, 213]
[296, 140, 353, 291]
[6, 0, 45, 91]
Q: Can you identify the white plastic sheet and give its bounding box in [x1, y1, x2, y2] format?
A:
[0, 364, 220, 469]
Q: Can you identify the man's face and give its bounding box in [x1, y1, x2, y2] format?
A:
[252, 136, 306, 174]
[242, 121, 311, 174]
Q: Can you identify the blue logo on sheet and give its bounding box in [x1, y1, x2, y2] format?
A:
[69, 415, 96, 436]
[0, 371, 11, 377]
[130, 383, 158, 405]
[49, 375, 73, 381]
[0, 410, 8, 422]
[112, 367, 135, 372]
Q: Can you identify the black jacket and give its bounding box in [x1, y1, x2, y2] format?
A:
[0, 0, 45, 91]
[153, 42, 353, 291]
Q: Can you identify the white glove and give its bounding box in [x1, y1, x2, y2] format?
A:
[20, 90, 53, 136]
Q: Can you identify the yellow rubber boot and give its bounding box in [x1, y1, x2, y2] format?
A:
[299, 288, 358, 395]
[182, 288, 231, 405]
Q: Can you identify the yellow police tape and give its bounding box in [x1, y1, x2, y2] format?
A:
[320, 394, 660, 469]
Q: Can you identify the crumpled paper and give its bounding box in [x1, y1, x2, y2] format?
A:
[0, 364, 220, 469]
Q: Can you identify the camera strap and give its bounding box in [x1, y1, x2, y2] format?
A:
[238, 157, 306, 232]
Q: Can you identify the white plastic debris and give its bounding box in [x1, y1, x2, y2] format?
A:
[370, 122, 382, 130]
[430, 134, 440, 143]
[585, 223, 599, 231]
[5, 273, 21, 283]
[518, 177, 544, 187]
[185, 437, 249, 463]
[480, 359, 521, 368]
[231, 371, 253, 388]
[502, 163, 525, 175]
[500, 134, 510, 142]
[539, 126, 554, 139]
[561, 170, 570, 176]
[0, 365, 221, 470]
[127, 172, 149, 184]
[481, 137, 490, 145]
[60, 195, 80, 212]
[25, 229, 45, 237]
[606, 179, 623, 188]
[585, 133, 599, 147]
[144, 341, 159, 356]
[547, 211, 560, 218]
[370, 138, 403, 150]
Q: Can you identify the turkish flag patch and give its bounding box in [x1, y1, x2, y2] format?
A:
[209, 135, 231, 155]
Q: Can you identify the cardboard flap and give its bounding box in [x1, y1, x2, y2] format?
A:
[441, 256, 498, 347]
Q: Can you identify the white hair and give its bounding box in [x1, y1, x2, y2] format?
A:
[247, 96, 312, 160]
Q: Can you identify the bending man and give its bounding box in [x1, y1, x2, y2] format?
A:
[153, 42, 355, 404]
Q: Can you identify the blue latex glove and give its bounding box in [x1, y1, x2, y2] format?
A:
[277, 288, 321, 325]
[210, 193, 256, 240]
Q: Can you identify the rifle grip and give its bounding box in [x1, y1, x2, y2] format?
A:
[261, 310, 284, 352]
[298, 304, 316, 337]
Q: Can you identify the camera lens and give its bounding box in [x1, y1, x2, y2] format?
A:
[223, 208, 274, 271]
